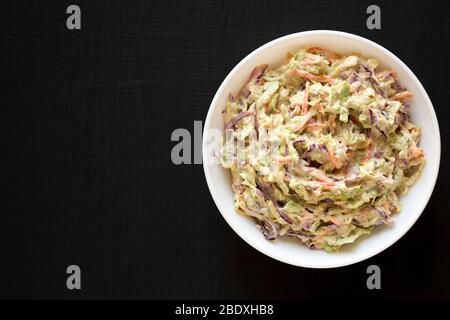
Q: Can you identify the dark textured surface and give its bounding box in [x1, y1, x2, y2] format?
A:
[0, 0, 449, 299]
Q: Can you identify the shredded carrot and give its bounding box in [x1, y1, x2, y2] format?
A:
[306, 122, 323, 133]
[302, 53, 322, 66]
[409, 146, 424, 159]
[328, 147, 338, 168]
[292, 69, 332, 84]
[316, 177, 336, 185]
[276, 155, 292, 164]
[306, 122, 323, 129]
[304, 166, 336, 184]
[362, 150, 371, 162]
[362, 139, 373, 162]
[329, 216, 343, 226]
[327, 114, 336, 134]
[316, 102, 324, 113]
[355, 208, 371, 217]
[328, 114, 336, 126]
[320, 91, 328, 99]
[376, 70, 397, 78]
[286, 51, 294, 62]
[307, 47, 336, 62]
[292, 112, 314, 132]
[322, 183, 335, 190]
[391, 91, 413, 101]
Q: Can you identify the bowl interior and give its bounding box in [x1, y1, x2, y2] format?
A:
[203, 31, 440, 268]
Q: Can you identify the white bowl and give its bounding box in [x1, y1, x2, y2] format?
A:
[202, 30, 440, 268]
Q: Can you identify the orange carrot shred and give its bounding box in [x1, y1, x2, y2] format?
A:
[307, 47, 336, 62]
[390, 91, 413, 101]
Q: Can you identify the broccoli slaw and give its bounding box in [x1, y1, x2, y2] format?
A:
[219, 47, 425, 252]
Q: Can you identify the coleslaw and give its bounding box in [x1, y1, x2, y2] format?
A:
[219, 47, 425, 252]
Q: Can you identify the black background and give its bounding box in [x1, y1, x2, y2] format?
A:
[1, 0, 449, 299]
